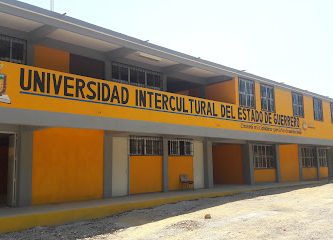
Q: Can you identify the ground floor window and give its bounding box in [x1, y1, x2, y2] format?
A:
[318, 148, 328, 167]
[301, 147, 316, 167]
[129, 136, 163, 155]
[253, 144, 275, 168]
[168, 139, 193, 156]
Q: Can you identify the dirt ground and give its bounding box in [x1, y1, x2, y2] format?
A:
[1, 183, 333, 240]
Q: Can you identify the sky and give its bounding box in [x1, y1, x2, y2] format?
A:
[21, 0, 333, 98]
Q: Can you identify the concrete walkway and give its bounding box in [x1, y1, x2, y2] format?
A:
[0, 180, 329, 234]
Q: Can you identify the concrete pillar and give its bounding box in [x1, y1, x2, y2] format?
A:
[328, 148, 333, 179]
[26, 40, 34, 66]
[203, 139, 213, 188]
[316, 147, 321, 180]
[193, 140, 204, 189]
[162, 138, 169, 192]
[162, 75, 168, 91]
[16, 126, 33, 207]
[111, 136, 128, 197]
[275, 144, 281, 182]
[247, 143, 255, 185]
[103, 132, 113, 198]
[298, 145, 303, 181]
[199, 85, 206, 99]
[242, 144, 250, 184]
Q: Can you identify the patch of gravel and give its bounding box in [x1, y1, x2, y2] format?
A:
[1, 183, 332, 240]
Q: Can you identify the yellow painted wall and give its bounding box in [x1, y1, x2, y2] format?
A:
[3, 61, 333, 142]
[168, 156, 193, 190]
[279, 144, 300, 182]
[34, 45, 70, 72]
[212, 144, 244, 184]
[275, 88, 293, 115]
[254, 169, 276, 183]
[320, 167, 328, 179]
[302, 167, 317, 180]
[32, 128, 104, 205]
[205, 78, 237, 104]
[130, 156, 162, 194]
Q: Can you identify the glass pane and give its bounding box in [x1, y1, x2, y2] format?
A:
[0, 39, 10, 60]
[11, 41, 25, 63]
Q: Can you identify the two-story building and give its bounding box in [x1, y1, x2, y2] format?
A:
[0, 0, 332, 208]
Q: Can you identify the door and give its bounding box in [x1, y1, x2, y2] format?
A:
[0, 133, 17, 207]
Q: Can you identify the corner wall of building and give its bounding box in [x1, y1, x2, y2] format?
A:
[34, 45, 70, 72]
[32, 128, 104, 205]
[205, 78, 237, 104]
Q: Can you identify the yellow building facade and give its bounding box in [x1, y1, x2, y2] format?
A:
[0, 1, 332, 208]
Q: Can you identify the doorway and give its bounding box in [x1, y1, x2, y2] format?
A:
[0, 133, 16, 207]
[212, 143, 245, 185]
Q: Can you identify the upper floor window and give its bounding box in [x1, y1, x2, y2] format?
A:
[0, 34, 26, 64]
[168, 139, 193, 156]
[318, 148, 328, 167]
[239, 78, 255, 108]
[260, 84, 275, 112]
[111, 62, 162, 90]
[301, 147, 316, 167]
[313, 98, 323, 121]
[292, 92, 304, 117]
[253, 144, 275, 169]
[129, 136, 163, 156]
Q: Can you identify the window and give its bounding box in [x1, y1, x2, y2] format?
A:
[168, 139, 193, 156]
[292, 92, 304, 117]
[239, 78, 255, 108]
[129, 136, 162, 155]
[331, 102, 333, 123]
[313, 98, 323, 121]
[253, 144, 275, 168]
[111, 62, 162, 90]
[318, 148, 328, 167]
[260, 84, 275, 112]
[301, 147, 316, 167]
[130, 67, 145, 86]
[0, 34, 26, 64]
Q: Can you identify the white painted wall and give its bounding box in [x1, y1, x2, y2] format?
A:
[112, 136, 128, 197]
[193, 140, 204, 189]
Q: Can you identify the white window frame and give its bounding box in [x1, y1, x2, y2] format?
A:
[292, 92, 304, 117]
[129, 136, 163, 156]
[318, 148, 328, 167]
[260, 84, 275, 112]
[168, 139, 193, 156]
[301, 147, 316, 168]
[313, 98, 323, 121]
[253, 144, 276, 169]
[239, 78, 255, 108]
